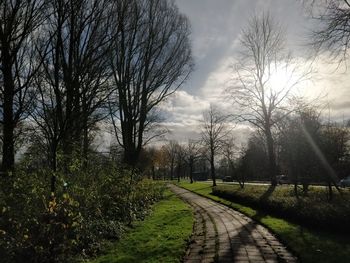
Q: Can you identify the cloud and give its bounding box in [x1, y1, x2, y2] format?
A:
[158, 91, 209, 141]
[301, 58, 350, 120]
[154, 0, 350, 147]
[160, 90, 209, 120]
[161, 121, 202, 142]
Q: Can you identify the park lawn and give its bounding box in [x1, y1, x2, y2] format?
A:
[88, 189, 193, 263]
[177, 181, 350, 263]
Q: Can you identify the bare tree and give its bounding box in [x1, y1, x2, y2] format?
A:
[164, 140, 180, 180]
[0, 0, 45, 173]
[31, 0, 114, 192]
[184, 139, 201, 184]
[108, 0, 193, 166]
[175, 143, 186, 182]
[201, 105, 230, 186]
[222, 136, 245, 187]
[32, 0, 114, 174]
[306, 0, 350, 62]
[229, 13, 309, 185]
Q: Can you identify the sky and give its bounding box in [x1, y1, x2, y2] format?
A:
[96, 0, 350, 151]
[152, 0, 350, 146]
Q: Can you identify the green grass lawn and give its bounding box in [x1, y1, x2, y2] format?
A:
[88, 189, 193, 263]
[177, 181, 350, 263]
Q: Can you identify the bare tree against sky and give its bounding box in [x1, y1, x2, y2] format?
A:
[305, 0, 350, 62]
[201, 105, 230, 187]
[109, 0, 193, 167]
[175, 143, 186, 182]
[221, 136, 244, 188]
[184, 139, 201, 184]
[229, 13, 309, 185]
[163, 140, 180, 180]
[0, 0, 44, 173]
[32, 0, 114, 191]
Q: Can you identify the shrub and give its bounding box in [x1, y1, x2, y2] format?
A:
[0, 162, 165, 263]
[212, 184, 350, 232]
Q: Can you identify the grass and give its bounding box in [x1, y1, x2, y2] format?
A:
[177, 181, 350, 263]
[88, 189, 193, 263]
[213, 183, 350, 231]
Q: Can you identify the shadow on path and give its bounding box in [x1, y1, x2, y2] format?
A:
[169, 184, 297, 263]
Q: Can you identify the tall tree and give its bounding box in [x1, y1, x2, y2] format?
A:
[0, 0, 44, 173]
[31, 0, 114, 193]
[239, 133, 269, 182]
[278, 107, 322, 194]
[184, 139, 201, 184]
[279, 106, 349, 199]
[229, 13, 308, 185]
[201, 105, 229, 186]
[221, 136, 245, 187]
[109, 0, 193, 166]
[164, 140, 180, 180]
[175, 143, 186, 182]
[32, 0, 114, 176]
[319, 120, 349, 199]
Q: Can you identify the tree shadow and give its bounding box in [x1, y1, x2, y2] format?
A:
[219, 207, 297, 262]
[259, 184, 276, 202]
[170, 184, 298, 262]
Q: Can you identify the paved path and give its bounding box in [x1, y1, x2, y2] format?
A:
[169, 185, 297, 263]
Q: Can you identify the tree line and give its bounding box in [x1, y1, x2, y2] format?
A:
[0, 1, 192, 261]
[145, 101, 349, 202]
[143, 8, 350, 201]
[0, 0, 193, 186]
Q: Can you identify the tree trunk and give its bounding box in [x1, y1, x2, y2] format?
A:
[265, 128, 277, 186]
[210, 148, 216, 186]
[328, 182, 333, 201]
[123, 144, 139, 167]
[189, 159, 194, 184]
[302, 179, 309, 194]
[48, 141, 58, 194]
[50, 142, 58, 172]
[294, 183, 298, 198]
[1, 49, 15, 173]
[2, 110, 15, 173]
[177, 165, 180, 182]
[83, 120, 89, 168]
[170, 160, 174, 180]
[51, 174, 56, 193]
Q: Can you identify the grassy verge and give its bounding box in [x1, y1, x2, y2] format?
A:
[213, 183, 350, 231]
[88, 189, 193, 263]
[177, 181, 350, 263]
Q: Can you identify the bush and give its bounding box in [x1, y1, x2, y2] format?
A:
[212, 184, 350, 233]
[0, 162, 165, 263]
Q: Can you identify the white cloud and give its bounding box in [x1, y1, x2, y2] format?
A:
[158, 90, 209, 143]
[301, 58, 350, 120]
[155, 0, 350, 147]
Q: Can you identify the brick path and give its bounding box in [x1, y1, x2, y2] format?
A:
[169, 185, 297, 263]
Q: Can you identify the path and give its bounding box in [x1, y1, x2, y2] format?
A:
[169, 185, 297, 263]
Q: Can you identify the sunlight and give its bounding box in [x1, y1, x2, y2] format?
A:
[266, 64, 302, 96]
[301, 124, 340, 183]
